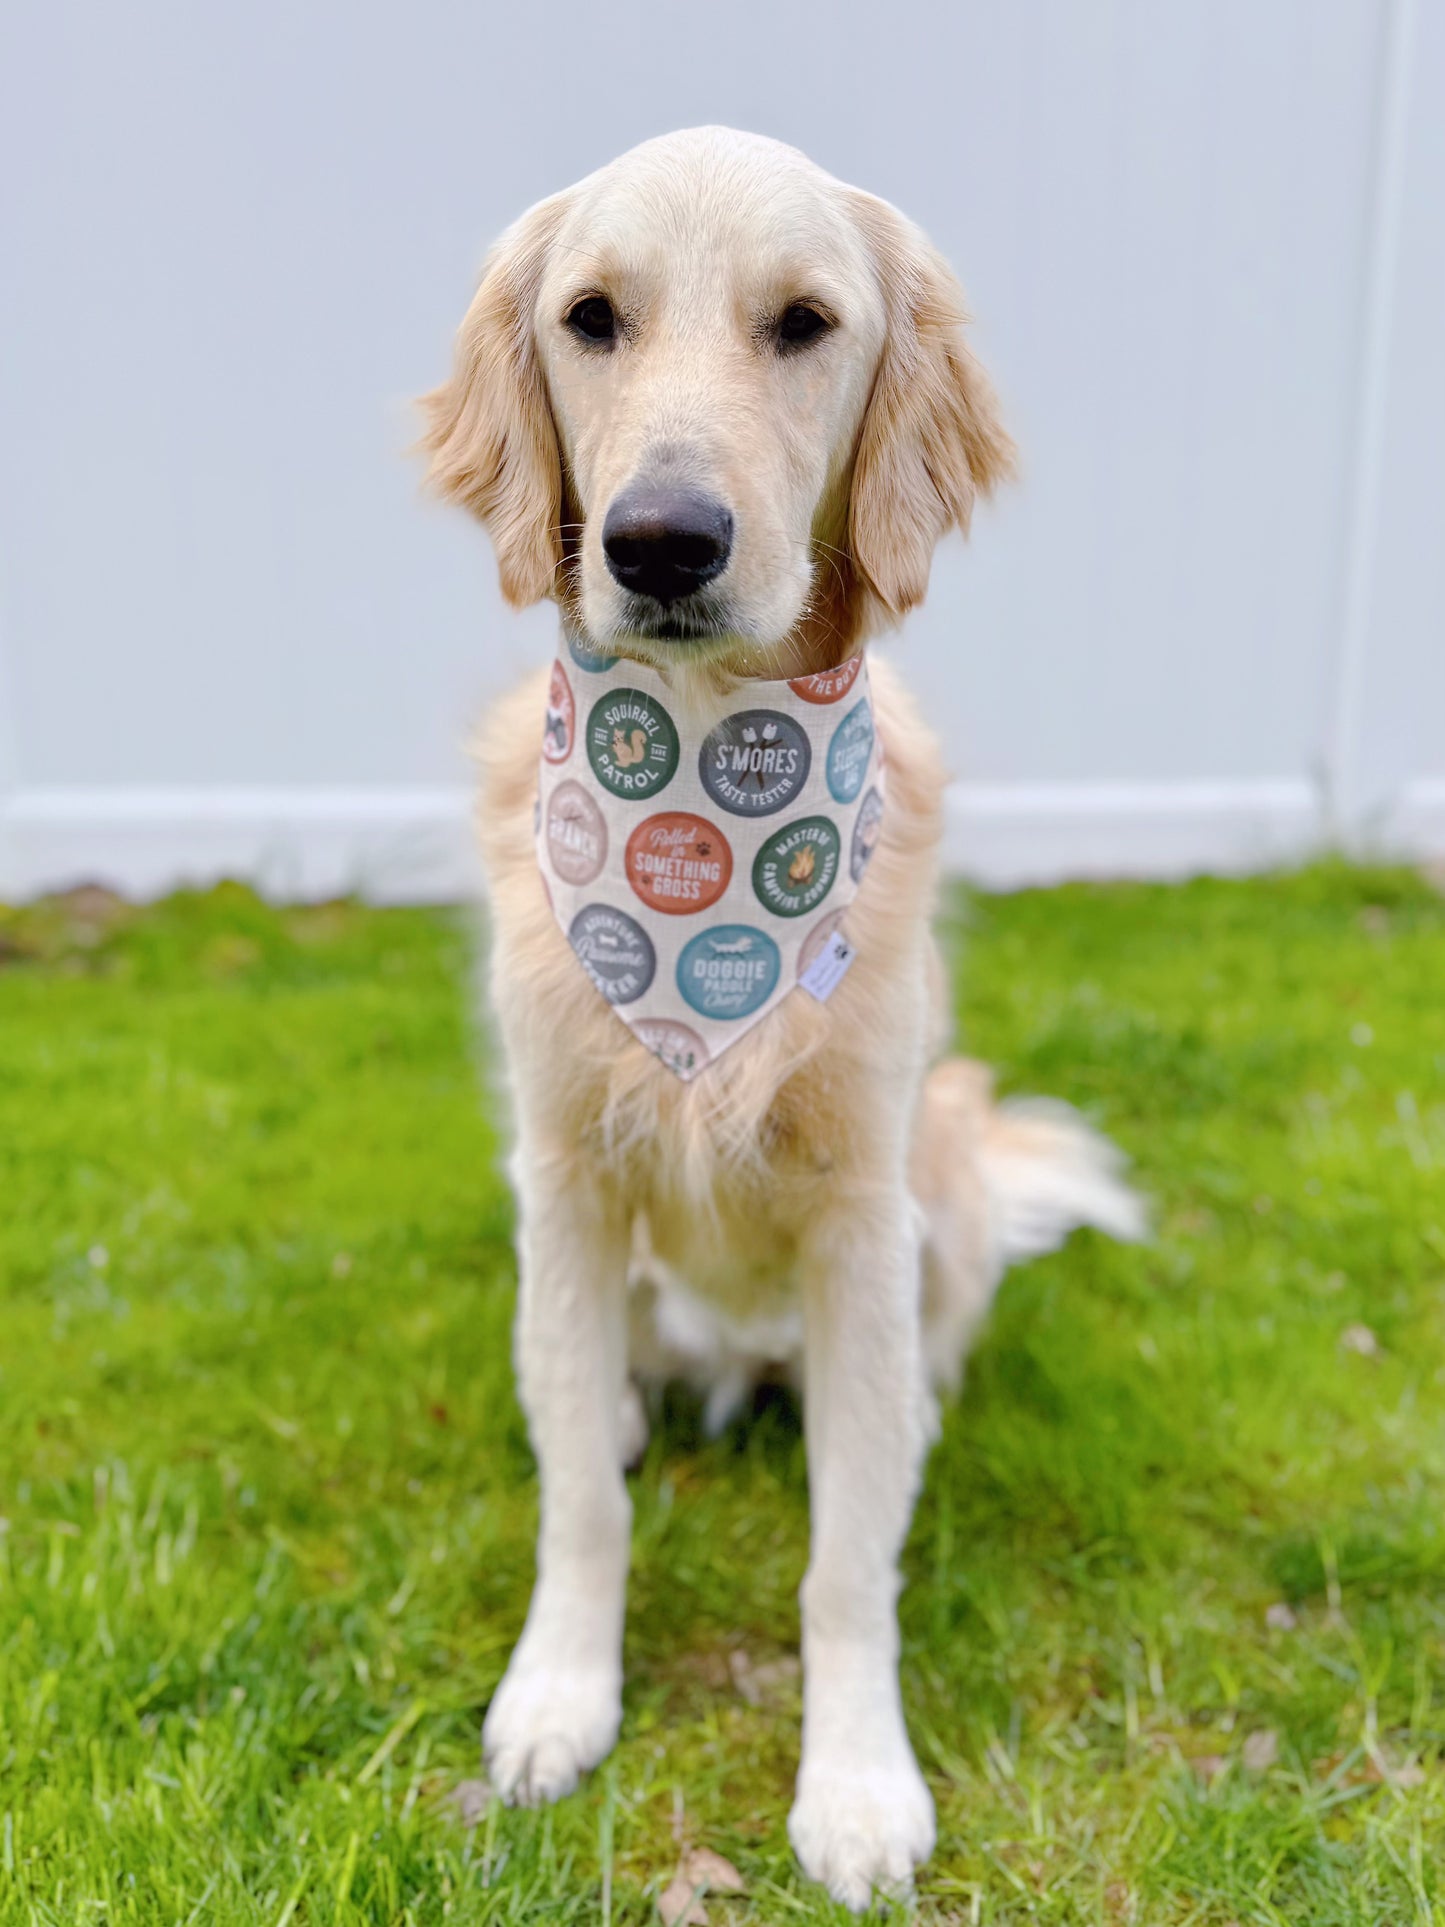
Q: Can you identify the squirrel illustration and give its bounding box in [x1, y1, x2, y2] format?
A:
[611, 727, 648, 767]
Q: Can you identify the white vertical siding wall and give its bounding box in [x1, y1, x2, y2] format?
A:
[0, 0, 1439, 899]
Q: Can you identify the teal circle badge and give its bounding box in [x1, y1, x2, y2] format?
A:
[698, 708, 811, 817]
[826, 699, 875, 803]
[586, 688, 680, 801]
[752, 815, 841, 918]
[568, 635, 620, 673]
[676, 925, 781, 1021]
[568, 903, 656, 1005]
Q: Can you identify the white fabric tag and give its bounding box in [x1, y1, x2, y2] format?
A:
[534, 638, 885, 1080]
[798, 928, 856, 1002]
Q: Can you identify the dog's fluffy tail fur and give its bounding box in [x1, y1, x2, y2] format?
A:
[914, 1059, 1146, 1394]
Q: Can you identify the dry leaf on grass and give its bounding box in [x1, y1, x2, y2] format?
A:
[727, 1648, 800, 1706]
[658, 1876, 708, 1927]
[448, 1777, 492, 1826]
[683, 1849, 744, 1893]
[1265, 1601, 1298, 1630]
[1242, 1728, 1279, 1771]
[1103, 1880, 1133, 1922]
[1340, 1323, 1380, 1356]
[658, 1846, 746, 1925]
[1189, 1753, 1229, 1784]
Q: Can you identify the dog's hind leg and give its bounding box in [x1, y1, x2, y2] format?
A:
[483, 1147, 632, 1805]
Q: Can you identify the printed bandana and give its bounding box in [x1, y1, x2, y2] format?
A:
[535, 637, 886, 1081]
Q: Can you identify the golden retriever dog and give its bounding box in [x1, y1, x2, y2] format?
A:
[421, 127, 1141, 1908]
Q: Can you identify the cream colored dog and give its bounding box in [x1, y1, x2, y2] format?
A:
[421, 127, 1141, 1909]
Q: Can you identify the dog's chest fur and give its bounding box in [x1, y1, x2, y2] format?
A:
[474, 653, 949, 1312]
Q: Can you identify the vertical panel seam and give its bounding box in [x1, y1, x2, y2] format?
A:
[1327, 0, 1417, 842]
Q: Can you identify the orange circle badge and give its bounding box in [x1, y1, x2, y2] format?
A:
[625, 813, 733, 915]
[787, 657, 864, 705]
[542, 661, 575, 763]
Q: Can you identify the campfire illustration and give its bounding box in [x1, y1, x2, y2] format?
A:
[611, 726, 648, 767]
[788, 843, 817, 885]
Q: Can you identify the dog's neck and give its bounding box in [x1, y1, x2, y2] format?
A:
[557, 613, 868, 730]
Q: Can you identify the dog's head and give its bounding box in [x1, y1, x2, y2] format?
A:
[421, 127, 1014, 676]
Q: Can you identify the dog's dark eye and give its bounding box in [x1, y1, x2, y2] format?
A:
[777, 303, 830, 348]
[567, 296, 616, 343]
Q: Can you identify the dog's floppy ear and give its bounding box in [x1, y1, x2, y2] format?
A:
[846, 193, 1016, 620]
[418, 193, 569, 608]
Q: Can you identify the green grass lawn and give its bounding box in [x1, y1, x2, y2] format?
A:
[1, 866, 1442, 1925]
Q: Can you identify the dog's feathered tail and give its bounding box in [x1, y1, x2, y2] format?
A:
[914, 1059, 1146, 1394]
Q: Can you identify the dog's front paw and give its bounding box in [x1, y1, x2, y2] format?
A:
[482, 1647, 622, 1806]
[788, 1749, 935, 1910]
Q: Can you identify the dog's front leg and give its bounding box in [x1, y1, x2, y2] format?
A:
[483, 1148, 631, 1805]
[788, 1186, 935, 1909]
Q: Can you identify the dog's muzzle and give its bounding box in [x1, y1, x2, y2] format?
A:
[602, 485, 733, 608]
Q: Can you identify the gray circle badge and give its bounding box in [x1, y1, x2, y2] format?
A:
[698, 708, 811, 817]
[568, 903, 656, 1005]
[850, 786, 885, 881]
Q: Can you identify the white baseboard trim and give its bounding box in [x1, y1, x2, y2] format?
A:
[1, 775, 1439, 904]
[943, 778, 1325, 887]
[0, 785, 482, 905]
[1369, 778, 1445, 861]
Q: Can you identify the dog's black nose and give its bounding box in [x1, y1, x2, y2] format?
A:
[602, 486, 733, 605]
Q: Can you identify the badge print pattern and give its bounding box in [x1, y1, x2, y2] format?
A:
[698, 709, 812, 817]
[536, 640, 886, 1079]
[542, 662, 575, 764]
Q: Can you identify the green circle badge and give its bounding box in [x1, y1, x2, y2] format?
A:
[752, 815, 841, 918]
[586, 688, 680, 801]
